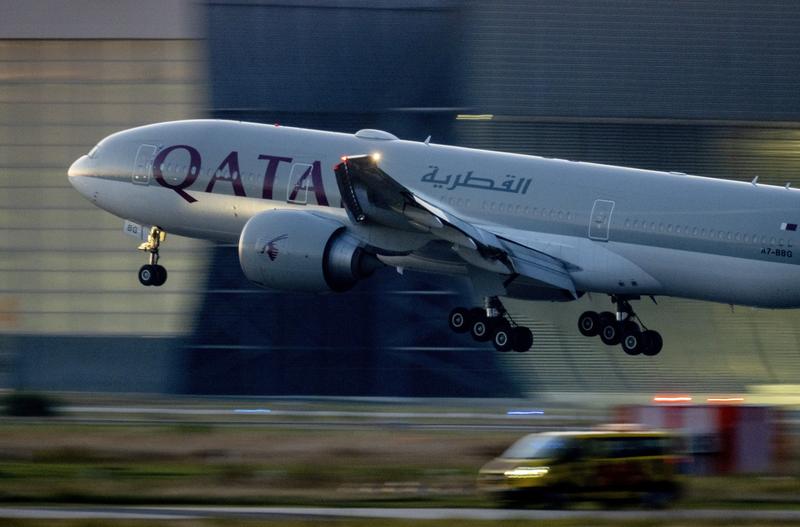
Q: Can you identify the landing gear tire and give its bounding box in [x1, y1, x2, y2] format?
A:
[578, 311, 601, 337]
[641, 330, 663, 356]
[599, 312, 621, 346]
[138, 264, 167, 287]
[621, 328, 643, 356]
[492, 320, 514, 352]
[153, 265, 167, 286]
[448, 307, 471, 333]
[470, 313, 493, 342]
[511, 326, 533, 352]
[138, 264, 155, 286]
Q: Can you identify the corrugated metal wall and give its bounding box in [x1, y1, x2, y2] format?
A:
[0, 39, 207, 392]
[461, 0, 800, 120]
[456, 1, 800, 395]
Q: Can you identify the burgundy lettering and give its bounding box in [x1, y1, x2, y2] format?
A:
[153, 145, 201, 203]
[258, 154, 292, 199]
[205, 151, 246, 196]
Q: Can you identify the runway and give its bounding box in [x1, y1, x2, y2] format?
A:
[4, 506, 800, 522]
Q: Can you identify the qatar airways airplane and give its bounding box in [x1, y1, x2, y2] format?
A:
[68, 120, 800, 356]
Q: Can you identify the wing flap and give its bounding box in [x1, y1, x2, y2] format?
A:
[334, 154, 577, 296]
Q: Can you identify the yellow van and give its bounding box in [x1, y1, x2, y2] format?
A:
[478, 429, 682, 507]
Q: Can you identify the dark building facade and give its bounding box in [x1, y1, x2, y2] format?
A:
[183, 0, 517, 396]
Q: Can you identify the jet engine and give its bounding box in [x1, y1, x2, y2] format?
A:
[238, 209, 380, 292]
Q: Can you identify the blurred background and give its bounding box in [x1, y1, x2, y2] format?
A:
[1, 0, 800, 401]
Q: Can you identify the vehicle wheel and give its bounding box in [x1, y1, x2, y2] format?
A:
[138, 264, 155, 286]
[577, 311, 600, 337]
[641, 330, 663, 356]
[599, 316, 621, 346]
[621, 329, 642, 355]
[511, 326, 533, 352]
[492, 321, 514, 352]
[470, 313, 493, 342]
[448, 307, 471, 333]
[152, 265, 167, 286]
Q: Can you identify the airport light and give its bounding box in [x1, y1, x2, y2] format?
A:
[653, 395, 693, 403]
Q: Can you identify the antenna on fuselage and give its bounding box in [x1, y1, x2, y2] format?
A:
[786, 182, 792, 189]
[424, 135, 431, 146]
[751, 176, 759, 186]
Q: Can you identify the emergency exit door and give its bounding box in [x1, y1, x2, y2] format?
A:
[589, 199, 615, 241]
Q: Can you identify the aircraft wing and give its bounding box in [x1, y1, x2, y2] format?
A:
[334, 155, 577, 297]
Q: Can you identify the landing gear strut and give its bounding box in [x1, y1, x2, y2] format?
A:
[577, 296, 663, 356]
[137, 226, 168, 287]
[448, 296, 534, 353]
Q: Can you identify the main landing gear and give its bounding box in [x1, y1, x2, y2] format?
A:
[137, 226, 168, 287]
[577, 296, 663, 356]
[448, 296, 534, 353]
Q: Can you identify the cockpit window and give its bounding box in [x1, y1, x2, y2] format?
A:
[88, 145, 99, 159]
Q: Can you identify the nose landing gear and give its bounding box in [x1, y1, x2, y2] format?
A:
[137, 226, 168, 287]
[448, 296, 534, 353]
[578, 296, 663, 356]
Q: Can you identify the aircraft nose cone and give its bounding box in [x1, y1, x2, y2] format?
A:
[67, 155, 88, 181]
[68, 155, 94, 198]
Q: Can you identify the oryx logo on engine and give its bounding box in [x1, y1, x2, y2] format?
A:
[260, 234, 288, 261]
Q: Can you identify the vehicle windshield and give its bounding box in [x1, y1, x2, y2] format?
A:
[501, 434, 567, 459]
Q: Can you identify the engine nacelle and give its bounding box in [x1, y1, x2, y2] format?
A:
[238, 209, 379, 292]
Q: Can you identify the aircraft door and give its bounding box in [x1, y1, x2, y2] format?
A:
[286, 163, 312, 204]
[132, 144, 157, 185]
[589, 199, 615, 241]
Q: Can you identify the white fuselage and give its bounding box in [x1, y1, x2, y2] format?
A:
[68, 120, 800, 308]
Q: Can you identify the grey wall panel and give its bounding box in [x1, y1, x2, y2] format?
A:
[207, 1, 463, 113]
[463, 0, 800, 120]
[8, 336, 182, 393]
[0, 0, 203, 39]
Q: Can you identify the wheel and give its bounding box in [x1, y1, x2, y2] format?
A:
[511, 326, 533, 352]
[492, 320, 513, 352]
[152, 265, 167, 286]
[577, 311, 600, 337]
[641, 330, 663, 356]
[138, 264, 155, 286]
[448, 307, 471, 333]
[621, 328, 643, 355]
[599, 315, 621, 346]
[470, 313, 493, 342]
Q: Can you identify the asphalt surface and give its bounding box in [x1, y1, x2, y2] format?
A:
[3, 506, 800, 521]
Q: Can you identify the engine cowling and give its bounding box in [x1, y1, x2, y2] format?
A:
[238, 209, 379, 292]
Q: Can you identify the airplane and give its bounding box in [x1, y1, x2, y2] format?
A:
[67, 119, 800, 356]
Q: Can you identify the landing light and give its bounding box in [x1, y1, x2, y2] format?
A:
[707, 397, 745, 404]
[506, 409, 544, 416]
[653, 395, 693, 403]
[504, 466, 549, 479]
[371, 152, 381, 162]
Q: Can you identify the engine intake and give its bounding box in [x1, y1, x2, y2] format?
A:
[238, 209, 379, 292]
